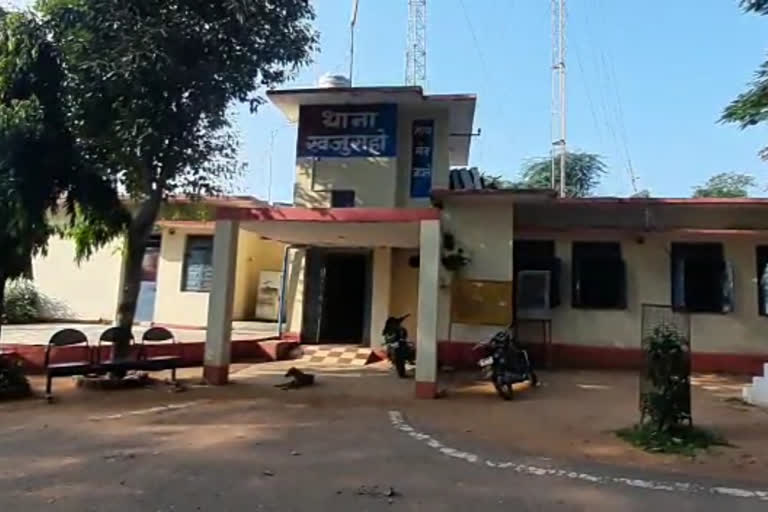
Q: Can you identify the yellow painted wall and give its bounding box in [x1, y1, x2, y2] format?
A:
[153, 226, 213, 326]
[233, 231, 285, 320]
[294, 157, 398, 207]
[514, 231, 768, 355]
[285, 248, 306, 335]
[389, 249, 420, 339]
[292, 104, 452, 209]
[32, 236, 123, 321]
[154, 226, 286, 326]
[442, 201, 514, 342]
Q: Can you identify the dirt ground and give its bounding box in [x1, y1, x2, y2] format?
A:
[8, 361, 768, 487]
[405, 370, 768, 484]
[3, 365, 768, 511]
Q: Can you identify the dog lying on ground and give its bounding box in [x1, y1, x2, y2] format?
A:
[275, 367, 315, 390]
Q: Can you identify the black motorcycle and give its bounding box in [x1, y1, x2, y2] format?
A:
[473, 325, 537, 400]
[382, 314, 416, 378]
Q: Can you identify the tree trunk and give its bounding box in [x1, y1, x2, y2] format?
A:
[113, 196, 161, 360]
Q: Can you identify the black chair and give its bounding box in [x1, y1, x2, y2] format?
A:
[137, 327, 182, 381]
[45, 329, 101, 400]
[96, 327, 139, 373]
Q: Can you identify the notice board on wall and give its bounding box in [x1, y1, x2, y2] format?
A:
[451, 279, 514, 326]
[410, 119, 435, 198]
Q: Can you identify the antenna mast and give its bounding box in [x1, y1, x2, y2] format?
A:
[551, 0, 567, 197]
[349, 0, 359, 85]
[406, 0, 427, 88]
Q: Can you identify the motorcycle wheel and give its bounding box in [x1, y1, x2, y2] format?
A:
[492, 374, 514, 400]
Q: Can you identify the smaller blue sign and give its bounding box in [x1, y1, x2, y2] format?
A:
[410, 120, 435, 198]
[297, 103, 398, 158]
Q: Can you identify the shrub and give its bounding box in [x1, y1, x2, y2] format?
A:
[641, 323, 691, 432]
[618, 321, 728, 455]
[2, 279, 41, 324]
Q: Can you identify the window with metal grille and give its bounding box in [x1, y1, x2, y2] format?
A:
[182, 235, 214, 292]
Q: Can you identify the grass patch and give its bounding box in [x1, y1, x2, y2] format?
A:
[616, 424, 731, 456]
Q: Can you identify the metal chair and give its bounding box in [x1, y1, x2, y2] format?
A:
[137, 327, 182, 381]
[45, 329, 100, 400]
[96, 327, 138, 372]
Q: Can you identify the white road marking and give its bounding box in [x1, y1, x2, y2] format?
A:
[88, 401, 207, 421]
[388, 410, 768, 502]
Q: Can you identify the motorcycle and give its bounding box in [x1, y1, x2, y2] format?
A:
[382, 314, 416, 378]
[473, 325, 538, 400]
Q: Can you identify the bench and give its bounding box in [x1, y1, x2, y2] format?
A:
[97, 326, 181, 381]
[44, 326, 182, 400]
[45, 328, 104, 400]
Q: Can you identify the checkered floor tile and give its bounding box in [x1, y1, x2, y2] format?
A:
[297, 345, 378, 366]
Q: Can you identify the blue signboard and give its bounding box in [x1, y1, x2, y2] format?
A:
[410, 119, 435, 198]
[297, 103, 398, 158]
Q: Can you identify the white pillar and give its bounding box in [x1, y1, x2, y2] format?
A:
[415, 219, 440, 398]
[204, 220, 239, 385]
[369, 248, 392, 350]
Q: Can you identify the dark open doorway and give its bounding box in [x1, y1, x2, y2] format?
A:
[301, 248, 371, 344]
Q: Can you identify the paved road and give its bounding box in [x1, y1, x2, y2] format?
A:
[0, 394, 765, 511]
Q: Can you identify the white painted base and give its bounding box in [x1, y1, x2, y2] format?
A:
[742, 363, 768, 407]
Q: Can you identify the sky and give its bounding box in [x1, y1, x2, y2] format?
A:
[236, 0, 768, 202]
[7, 0, 768, 201]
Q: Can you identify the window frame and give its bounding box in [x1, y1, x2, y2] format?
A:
[571, 241, 627, 310]
[330, 189, 356, 208]
[181, 235, 214, 293]
[756, 246, 768, 316]
[670, 242, 731, 314]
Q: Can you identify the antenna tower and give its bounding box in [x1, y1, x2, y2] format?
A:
[551, 0, 567, 197]
[406, 0, 427, 88]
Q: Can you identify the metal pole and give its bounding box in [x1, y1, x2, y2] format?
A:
[267, 129, 276, 204]
[559, 0, 567, 198]
[350, 0, 359, 85]
[550, 0, 557, 189]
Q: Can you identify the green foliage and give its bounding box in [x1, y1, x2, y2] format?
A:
[0, 7, 124, 334]
[518, 152, 607, 197]
[641, 324, 691, 433]
[0, 354, 31, 400]
[35, 0, 317, 327]
[740, 0, 768, 15]
[479, 172, 518, 190]
[2, 279, 41, 324]
[616, 424, 729, 456]
[692, 172, 756, 198]
[722, 2, 768, 158]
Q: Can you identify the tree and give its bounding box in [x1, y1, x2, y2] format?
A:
[0, 8, 123, 338]
[692, 172, 756, 198]
[518, 152, 607, 197]
[36, 0, 317, 346]
[721, 1, 768, 158]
